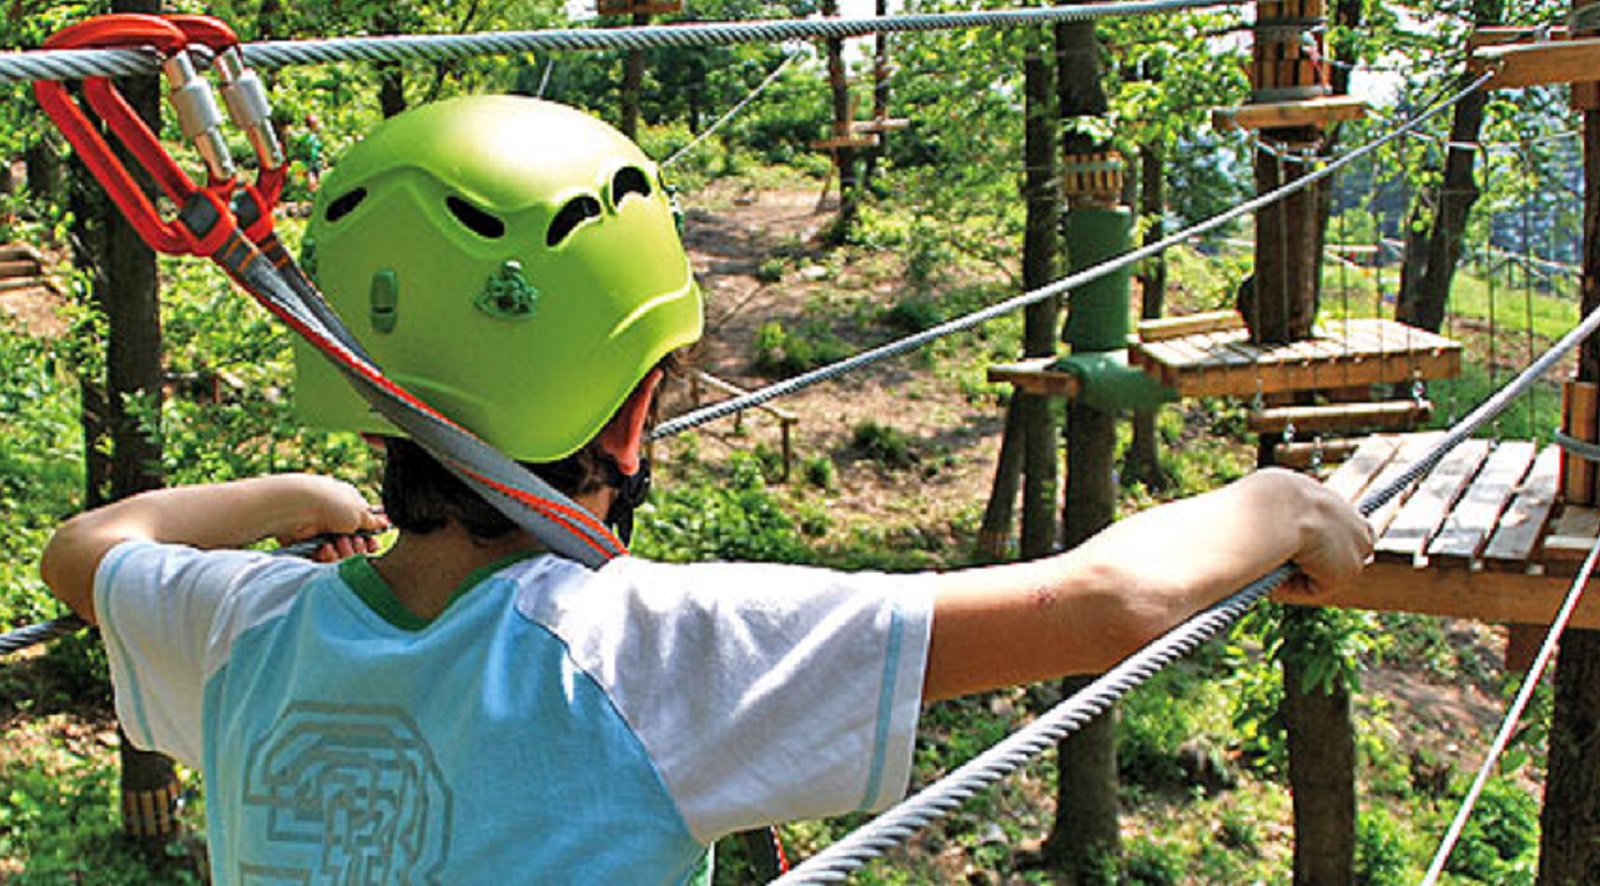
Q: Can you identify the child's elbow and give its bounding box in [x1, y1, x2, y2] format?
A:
[39, 521, 100, 624]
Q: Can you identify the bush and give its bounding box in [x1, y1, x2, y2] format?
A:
[751, 321, 851, 378]
[633, 454, 812, 564]
[850, 421, 919, 470]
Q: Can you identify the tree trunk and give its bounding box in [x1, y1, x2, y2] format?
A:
[1539, 50, 1600, 883]
[1395, 0, 1501, 333]
[1245, 130, 1322, 344]
[861, 0, 891, 190]
[1282, 617, 1356, 886]
[1047, 402, 1120, 882]
[85, 0, 180, 853]
[1044, 15, 1120, 881]
[1019, 28, 1058, 561]
[977, 400, 1026, 559]
[1127, 140, 1167, 490]
[821, 0, 858, 244]
[23, 135, 62, 204]
[621, 11, 649, 140]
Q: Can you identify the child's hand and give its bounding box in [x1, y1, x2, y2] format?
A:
[268, 475, 390, 561]
[1267, 469, 1374, 599]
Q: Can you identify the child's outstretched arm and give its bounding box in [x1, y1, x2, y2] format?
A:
[923, 468, 1373, 701]
[41, 474, 387, 624]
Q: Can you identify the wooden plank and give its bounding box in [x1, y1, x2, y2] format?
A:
[1540, 506, 1600, 564]
[1469, 26, 1570, 51]
[1484, 444, 1563, 567]
[1281, 560, 1600, 631]
[850, 118, 911, 134]
[1212, 96, 1368, 132]
[0, 243, 42, 263]
[1562, 380, 1598, 505]
[1375, 439, 1491, 565]
[812, 135, 880, 150]
[1271, 438, 1360, 470]
[1324, 434, 1403, 504]
[1472, 37, 1600, 90]
[1428, 441, 1539, 563]
[1247, 400, 1432, 434]
[1363, 432, 1448, 537]
[1137, 310, 1244, 342]
[986, 358, 1080, 399]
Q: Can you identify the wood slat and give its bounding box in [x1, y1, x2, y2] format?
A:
[1484, 444, 1562, 568]
[1212, 96, 1368, 132]
[1374, 439, 1491, 565]
[1540, 506, 1600, 565]
[1428, 441, 1539, 564]
[1247, 400, 1432, 434]
[1137, 310, 1245, 342]
[1283, 560, 1600, 630]
[1363, 432, 1448, 536]
[1323, 434, 1403, 503]
[985, 358, 1080, 399]
[1270, 438, 1361, 470]
[1471, 37, 1600, 90]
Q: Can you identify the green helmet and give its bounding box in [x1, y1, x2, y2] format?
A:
[294, 95, 703, 461]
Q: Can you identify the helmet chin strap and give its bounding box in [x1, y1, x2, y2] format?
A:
[603, 456, 651, 545]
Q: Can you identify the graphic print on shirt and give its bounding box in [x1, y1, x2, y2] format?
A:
[238, 701, 452, 884]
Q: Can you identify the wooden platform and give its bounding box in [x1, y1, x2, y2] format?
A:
[1212, 96, 1368, 132]
[1131, 318, 1461, 399]
[1284, 432, 1600, 629]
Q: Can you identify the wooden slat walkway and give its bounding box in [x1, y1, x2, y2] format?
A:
[1132, 318, 1461, 398]
[1286, 432, 1600, 629]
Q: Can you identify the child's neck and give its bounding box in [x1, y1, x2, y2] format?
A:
[372, 526, 539, 622]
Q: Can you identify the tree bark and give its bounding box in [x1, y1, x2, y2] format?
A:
[1282, 617, 1356, 886]
[1047, 402, 1120, 882]
[1043, 16, 1120, 881]
[977, 400, 1026, 559]
[1019, 29, 1058, 561]
[1244, 130, 1322, 343]
[860, 0, 892, 190]
[1127, 140, 1167, 489]
[621, 12, 649, 139]
[821, 0, 858, 244]
[83, 0, 179, 853]
[1539, 51, 1600, 883]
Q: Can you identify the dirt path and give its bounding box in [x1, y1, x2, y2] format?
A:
[673, 182, 1006, 543]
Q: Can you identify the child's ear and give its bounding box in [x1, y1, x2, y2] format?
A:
[598, 369, 663, 476]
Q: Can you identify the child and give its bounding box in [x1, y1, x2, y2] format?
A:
[41, 95, 1372, 884]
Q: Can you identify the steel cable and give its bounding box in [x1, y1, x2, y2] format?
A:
[0, 0, 1241, 86]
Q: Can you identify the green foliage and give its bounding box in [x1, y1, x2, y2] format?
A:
[633, 454, 813, 563]
[751, 320, 851, 377]
[1355, 808, 1415, 886]
[1444, 777, 1540, 885]
[0, 724, 204, 883]
[849, 421, 919, 470]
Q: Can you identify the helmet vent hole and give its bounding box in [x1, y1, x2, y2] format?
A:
[324, 188, 367, 223]
[547, 195, 602, 247]
[612, 167, 653, 204]
[446, 197, 506, 239]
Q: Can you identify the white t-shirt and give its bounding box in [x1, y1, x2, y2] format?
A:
[95, 540, 933, 885]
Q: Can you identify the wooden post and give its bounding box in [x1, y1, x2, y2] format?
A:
[1561, 380, 1598, 505]
[1539, 5, 1600, 882]
[1242, 0, 1328, 344]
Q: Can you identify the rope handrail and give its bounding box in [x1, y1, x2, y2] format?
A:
[0, 0, 1241, 87]
[653, 69, 1497, 440]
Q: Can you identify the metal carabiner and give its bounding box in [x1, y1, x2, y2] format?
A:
[34, 14, 235, 256]
[165, 14, 288, 219]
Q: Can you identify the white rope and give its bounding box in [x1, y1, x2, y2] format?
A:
[1418, 535, 1600, 885]
[663, 51, 801, 169]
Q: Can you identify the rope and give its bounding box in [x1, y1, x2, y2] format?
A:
[653, 70, 1496, 441]
[0, 0, 1241, 87]
[663, 51, 800, 170]
[1418, 533, 1600, 885]
[775, 293, 1600, 884]
[0, 533, 367, 658]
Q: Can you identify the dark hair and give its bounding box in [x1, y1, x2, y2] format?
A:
[380, 437, 613, 540]
[379, 353, 682, 540]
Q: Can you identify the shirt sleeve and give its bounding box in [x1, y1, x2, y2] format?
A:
[93, 540, 311, 767]
[519, 556, 934, 843]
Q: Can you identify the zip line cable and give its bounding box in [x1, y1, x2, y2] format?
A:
[1418, 535, 1600, 886]
[663, 50, 800, 170]
[653, 70, 1497, 440]
[775, 283, 1600, 886]
[0, 0, 1241, 87]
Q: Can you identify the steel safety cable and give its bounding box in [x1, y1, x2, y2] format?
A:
[0, 0, 1241, 87]
[653, 70, 1497, 441]
[1417, 533, 1600, 886]
[774, 291, 1600, 884]
[663, 50, 800, 170]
